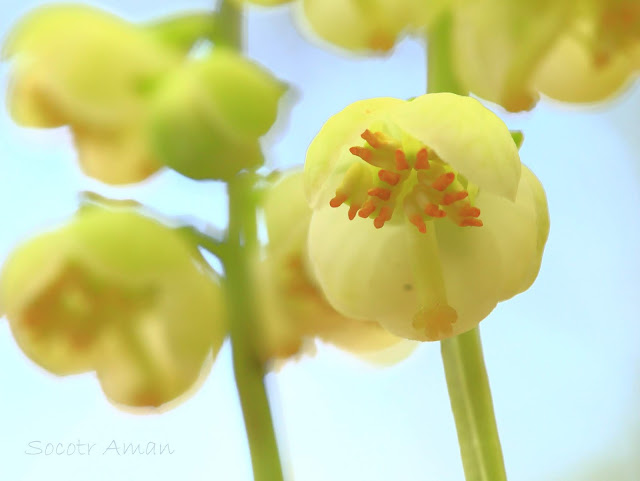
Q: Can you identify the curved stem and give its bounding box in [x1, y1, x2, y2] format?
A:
[427, 12, 507, 481]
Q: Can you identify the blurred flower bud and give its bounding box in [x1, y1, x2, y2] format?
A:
[2, 5, 180, 183]
[304, 93, 549, 341]
[149, 48, 286, 181]
[0, 208, 226, 409]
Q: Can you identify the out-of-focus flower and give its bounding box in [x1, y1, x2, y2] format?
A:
[304, 93, 549, 341]
[2, 5, 179, 184]
[236, 0, 447, 53]
[0, 209, 225, 409]
[451, 0, 640, 111]
[255, 169, 414, 365]
[149, 48, 286, 181]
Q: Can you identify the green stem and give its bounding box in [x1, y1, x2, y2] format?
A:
[217, 2, 284, 480]
[225, 173, 285, 481]
[427, 12, 507, 481]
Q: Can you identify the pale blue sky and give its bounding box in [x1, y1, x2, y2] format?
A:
[1, 1, 640, 480]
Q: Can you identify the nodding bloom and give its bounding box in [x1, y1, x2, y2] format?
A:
[2, 5, 181, 184]
[255, 170, 415, 365]
[451, 0, 640, 111]
[236, 0, 445, 53]
[304, 93, 549, 341]
[0, 209, 225, 410]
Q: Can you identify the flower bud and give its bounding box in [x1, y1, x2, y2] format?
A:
[149, 49, 286, 181]
[0, 208, 225, 409]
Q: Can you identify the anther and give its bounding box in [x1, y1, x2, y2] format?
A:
[432, 172, 455, 191]
[424, 204, 447, 218]
[368, 187, 391, 201]
[459, 218, 483, 227]
[374, 206, 392, 229]
[349, 146, 372, 162]
[459, 205, 481, 217]
[358, 200, 377, 218]
[414, 148, 430, 170]
[348, 204, 360, 220]
[409, 215, 427, 234]
[442, 191, 469, 205]
[395, 150, 410, 170]
[329, 192, 348, 208]
[378, 170, 400, 186]
[361, 129, 381, 149]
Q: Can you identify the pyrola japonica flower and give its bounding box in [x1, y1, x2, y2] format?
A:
[304, 93, 549, 341]
[0, 208, 225, 409]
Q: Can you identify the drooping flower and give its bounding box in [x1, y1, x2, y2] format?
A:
[304, 93, 549, 341]
[2, 5, 181, 184]
[450, 0, 640, 111]
[255, 169, 414, 364]
[0, 208, 226, 409]
[149, 48, 287, 181]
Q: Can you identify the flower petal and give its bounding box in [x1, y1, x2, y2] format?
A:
[305, 97, 403, 208]
[390, 93, 521, 200]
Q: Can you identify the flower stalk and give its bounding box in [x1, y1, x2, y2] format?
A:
[428, 13, 508, 481]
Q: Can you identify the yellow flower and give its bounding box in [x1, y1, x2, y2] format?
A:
[149, 49, 286, 181]
[0, 208, 225, 409]
[304, 93, 549, 341]
[2, 5, 179, 184]
[450, 0, 640, 111]
[235, 0, 447, 53]
[255, 169, 414, 365]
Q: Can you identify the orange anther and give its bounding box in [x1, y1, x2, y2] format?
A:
[395, 149, 410, 170]
[409, 214, 427, 234]
[415, 148, 430, 170]
[358, 200, 377, 218]
[349, 146, 372, 162]
[378, 169, 400, 186]
[459, 218, 483, 227]
[432, 172, 455, 191]
[361, 129, 381, 149]
[459, 205, 481, 217]
[374, 206, 392, 229]
[348, 204, 360, 220]
[367, 187, 391, 201]
[424, 203, 447, 218]
[329, 192, 348, 208]
[442, 191, 469, 205]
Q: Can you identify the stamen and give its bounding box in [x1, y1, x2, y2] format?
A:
[459, 218, 483, 227]
[349, 146, 372, 162]
[373, 206, 392, 229]
[361, 129, 381, 148]
[378, 169, 400, 186]
[459, 205, 481, 218]
[432, 172, 455, 191]
[414, 148, 430, 170]
[348, 204, 360, 220]
[358, 200, 377, 218]
[330, 192, 348, 208]
[409, 214, 427, 234]
[424, 203, 446, 218]
[442, 191, 468, 205]
[395, 149, 410, 170]
[368, 187, 391, 200]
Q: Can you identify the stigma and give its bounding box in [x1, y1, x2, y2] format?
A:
[329, 128, 483, 233]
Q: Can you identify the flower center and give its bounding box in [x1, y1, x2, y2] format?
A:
[594, 1, 640, 65]
[329, 127, 483, 233]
